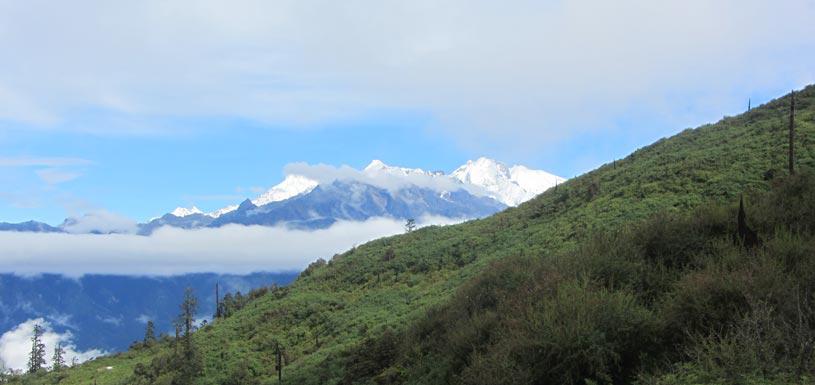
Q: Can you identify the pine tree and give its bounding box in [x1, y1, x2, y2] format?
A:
[143, 320, 156, 346]
[405, 218, 416, 233]
[177, 287, 201, 383]
[221, 293, 234, 318]
[27, 323, 46, 374]
[52, 343, 65, 372]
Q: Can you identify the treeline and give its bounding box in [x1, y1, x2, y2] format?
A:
[215, 285, 287, 319]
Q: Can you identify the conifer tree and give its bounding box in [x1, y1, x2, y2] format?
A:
[405, 218, 416, 233]
[27, 323, 46, 374]
[143, 320, 156, 346]
[52, 343, 65, 372]
[177, 287, 201, 383]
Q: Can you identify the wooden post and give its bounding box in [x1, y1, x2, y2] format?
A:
[789, 91, 796, 175]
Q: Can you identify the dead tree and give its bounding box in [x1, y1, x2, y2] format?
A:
[215, 283, 221, 319]
[789, 90, 796, 175]
[274, 341, 283, 383]
[733, 196, 761, 249]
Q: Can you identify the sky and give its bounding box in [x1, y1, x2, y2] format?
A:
[1, 0, 815, 226]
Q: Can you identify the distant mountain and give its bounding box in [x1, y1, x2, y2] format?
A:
[141, 158, 562, 233]
[0, 221, 61, 233]
[0, 158, 565, 235]
[208, 180, 505, 230]
[0, 272, 297, 353]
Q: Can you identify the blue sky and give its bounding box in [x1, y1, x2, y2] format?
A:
[1, 0, 814, 224]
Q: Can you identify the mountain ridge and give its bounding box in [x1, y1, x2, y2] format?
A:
[0, 158, 563, 235]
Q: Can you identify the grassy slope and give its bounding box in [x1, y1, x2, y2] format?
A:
[21, 86, 815, 384]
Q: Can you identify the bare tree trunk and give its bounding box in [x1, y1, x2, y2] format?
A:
[789, 91, 796, 175]
[215, 283, 220, 319]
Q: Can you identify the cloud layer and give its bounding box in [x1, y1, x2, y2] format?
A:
[284, 162, 482, 195]
[0, 0, 812, 151]
[0, 216, 460, 276]
[0, 318, 105, 372]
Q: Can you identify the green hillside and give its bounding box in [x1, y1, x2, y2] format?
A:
[8, 86, 814, 385]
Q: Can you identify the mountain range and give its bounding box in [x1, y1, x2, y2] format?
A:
[0, 158, 565, 235]
[0, 272, 297, 353]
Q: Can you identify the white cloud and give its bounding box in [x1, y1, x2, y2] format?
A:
[0, 0, 812, 154]
[35, 168, 83, 185]
[0, 318, 106, 372]
[283, 162, 485, 195]
[0, 216, 461, 276]
[61, 210, 139, 234]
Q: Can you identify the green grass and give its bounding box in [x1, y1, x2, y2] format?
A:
[7, 86, 814, 384]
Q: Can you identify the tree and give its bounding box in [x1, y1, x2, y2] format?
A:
[143, 320, 156, 346]
[404, 218, 416, 233]
[52, 343, 65, 372]
[789, 90, 796, 175]
[27, 323, 46, 374]
[274, 341, 284, 383]
[176, 287, 201, 383]
[214, 283, 221, 319]
[221, 293, 234, 318]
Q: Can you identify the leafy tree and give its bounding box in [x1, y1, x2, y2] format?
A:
[27, 323, 46, 374]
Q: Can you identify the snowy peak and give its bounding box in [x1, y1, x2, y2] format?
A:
[251, 174, 319, 207]
[508, 165, 565, 196]
[156, 157, 562, 230]
[363, 159, 440, 177]
[452, 157, 565, 206]
[170, 206, 204, 217]
[453, 157, 512, 186]
[207, 205, 238, 218]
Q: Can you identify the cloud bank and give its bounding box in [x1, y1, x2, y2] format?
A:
[0, 318, 105, 372]
[61, 210, 139, 234]
[0, 216, 461, 277]
[0, 0, 812, 152]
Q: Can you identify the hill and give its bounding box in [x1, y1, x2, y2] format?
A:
[7, 86, 814, 385]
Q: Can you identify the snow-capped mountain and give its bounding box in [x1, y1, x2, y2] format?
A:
[0, 158, 565, 235]
[363, 159, 444, 177]
[452, 157, 566, 206]
[171, 206, 205, 217]
[252, 174, 319, 206]
[208, 180, 505, 230]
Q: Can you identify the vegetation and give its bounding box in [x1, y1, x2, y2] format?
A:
[27, 323, 46, 375]
[333, 172, 815, 384]
[2, 86, 814, 384]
